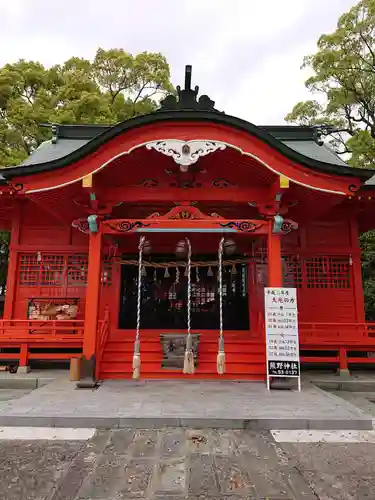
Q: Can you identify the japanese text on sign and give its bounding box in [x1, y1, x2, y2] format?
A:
[265, 287, 300, 379]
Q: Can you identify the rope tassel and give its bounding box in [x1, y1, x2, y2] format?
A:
[183, 237, 195, 375]
[183, 333, 195, 374]
[132, 339, 141, 379]
[133, 236, 145, 379]
[217, 237, 226, 375]
[217, 336, 226, 375]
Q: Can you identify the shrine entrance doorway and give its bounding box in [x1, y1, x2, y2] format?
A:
[118, 253, 250, 331]
[102, 204, 272, 344]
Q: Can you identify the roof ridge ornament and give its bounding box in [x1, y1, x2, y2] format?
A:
[51, 124, 59, 144]
[159, 65, 221, 113]
[312, 124, 348, 147]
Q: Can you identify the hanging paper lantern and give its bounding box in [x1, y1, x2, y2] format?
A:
[207, 266, 214, 277]
[164, 267, 170, 278]
[175, 239, 188, 258]
[223, 239, 236, 256]
[143, 240, 152, 255]
[141, 265, 147, 277]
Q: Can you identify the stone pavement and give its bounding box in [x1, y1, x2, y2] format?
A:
[330, 389, 375, 417]
[0, 379, 372, 430]
[279, 439, 375, 499]
[2, 427, 375, 499]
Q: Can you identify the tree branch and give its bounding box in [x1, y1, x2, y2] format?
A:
[359, 31, 375, 68]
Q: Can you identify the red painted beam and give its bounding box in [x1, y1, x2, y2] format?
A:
[99, 186, 269, 204]
[102, 218, 268, 235]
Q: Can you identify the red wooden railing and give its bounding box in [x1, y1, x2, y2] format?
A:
[0, 319, 84, 365]
[1, 320, 374, 342]
[299, 322, 375, 345]
[97, 307, 110, 376]
[0, 318, 374, 372]
[0, 319, 85, 339]
[298, 321, 375, 369]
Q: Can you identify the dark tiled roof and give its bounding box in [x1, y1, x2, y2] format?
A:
[17, 123, 347, 169]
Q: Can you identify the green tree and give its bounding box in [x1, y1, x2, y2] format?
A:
[286, 0, 375, 320]
[285, 0, 375, 169]
[360, 231, 375, 319]
[0, 48, 173, 167]
[0, 49, 173, 305]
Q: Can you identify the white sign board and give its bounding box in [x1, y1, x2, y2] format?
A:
[264, 287, 301, 391]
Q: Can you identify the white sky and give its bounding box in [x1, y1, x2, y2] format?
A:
[0, 0, 358, 124]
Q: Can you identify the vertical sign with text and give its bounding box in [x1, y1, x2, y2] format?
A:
[264, 287, 301, 390]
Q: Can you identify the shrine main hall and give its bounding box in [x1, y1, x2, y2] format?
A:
[1, 66, 375, 381]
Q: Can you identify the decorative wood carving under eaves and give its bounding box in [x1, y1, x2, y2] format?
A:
[145, 140, 226, 167]
[146, 204, 223, 220]
[72, 218, 90, 234]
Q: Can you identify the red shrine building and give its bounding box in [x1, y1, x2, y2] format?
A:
[1, 65, 375, 380]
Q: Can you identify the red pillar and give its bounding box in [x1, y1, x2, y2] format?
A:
[339, 347, 348, 371]
[267, 222, 283, 287]
[83, 230, 102, 359]
[19, 343, 29, 367]
[4, 202, 21, 319]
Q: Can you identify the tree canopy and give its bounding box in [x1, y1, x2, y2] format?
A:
[0, 48, 173, 167]
[286, 0, 375, 319]
[285, 0, 375, 169]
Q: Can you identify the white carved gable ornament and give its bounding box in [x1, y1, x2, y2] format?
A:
[145, 140, 226, 171]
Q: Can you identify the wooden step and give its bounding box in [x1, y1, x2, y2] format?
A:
[98, 372, 266, 381]
[98, 331, 266, 380]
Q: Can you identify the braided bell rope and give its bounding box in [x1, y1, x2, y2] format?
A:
[216, 237, 226, 374]
[218, 238, 224, 340]
[182, 237, 195, 375]
[136, 236, 145, 343]
[186, 238, 192, 338]
[132, 236, 145, 379]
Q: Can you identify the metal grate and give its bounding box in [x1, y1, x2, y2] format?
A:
[41, 255, 65, 286]
[119, 255, 249, 330]
[67, 254, 88, 286]
[19, 253, 90, 289]
[19, 254, 40, 286]
[283, 255, 302, 288]
[255, 252, 352, 290]
[19, 253, 113, 289]
[19, 254, 65, 287]
[305, 256, 351, 289]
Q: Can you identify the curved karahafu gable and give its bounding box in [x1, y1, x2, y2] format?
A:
[2, 113, 371, 179]
[0, 65, 371, 193]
